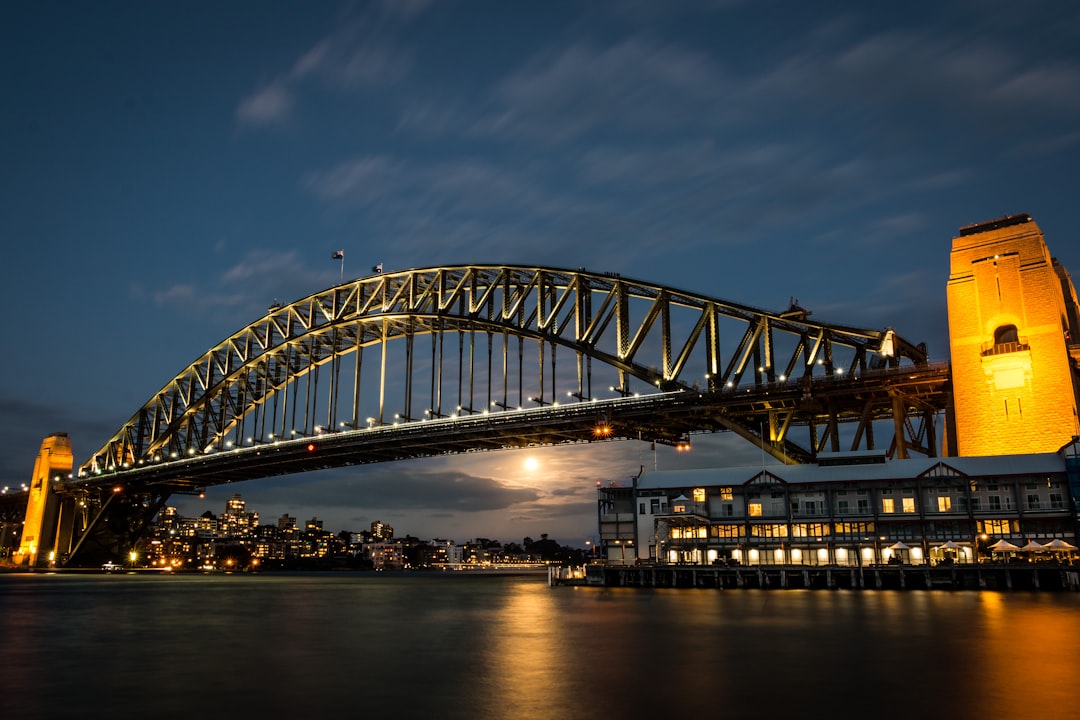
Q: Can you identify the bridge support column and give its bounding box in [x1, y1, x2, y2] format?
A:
[13, 433, 73, 568]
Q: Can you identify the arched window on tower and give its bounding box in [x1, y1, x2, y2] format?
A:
[985, 324, 1028, 356]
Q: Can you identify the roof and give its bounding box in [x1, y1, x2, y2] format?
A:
[636, 452, 1066, 490]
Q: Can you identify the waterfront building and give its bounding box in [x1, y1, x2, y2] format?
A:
[597, 438, 1080, 567]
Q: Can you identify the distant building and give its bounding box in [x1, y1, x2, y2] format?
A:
[371, 520, 394, 542]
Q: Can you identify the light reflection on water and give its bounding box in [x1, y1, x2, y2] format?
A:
[1, 573, 1077, 720]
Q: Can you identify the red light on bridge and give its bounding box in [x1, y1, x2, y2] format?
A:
[306, 443, 317, 452]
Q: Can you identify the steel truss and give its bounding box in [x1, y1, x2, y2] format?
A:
[80, 265, 943, 484]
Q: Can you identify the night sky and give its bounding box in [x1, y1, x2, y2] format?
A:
[2, 1, 1078, 545]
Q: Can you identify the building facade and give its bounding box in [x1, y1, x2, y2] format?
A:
[946, 214, 1080, 455]
[598, 440, 1080, 567]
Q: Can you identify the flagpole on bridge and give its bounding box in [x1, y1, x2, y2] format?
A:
[332, 250, 344, 282]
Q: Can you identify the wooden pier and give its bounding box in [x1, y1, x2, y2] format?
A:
[550, 563, 1080, 591]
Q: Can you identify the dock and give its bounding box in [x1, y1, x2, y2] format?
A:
[550, 563, 1080, 591]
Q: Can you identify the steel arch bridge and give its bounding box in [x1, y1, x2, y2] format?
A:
[43, 265, 949, 564]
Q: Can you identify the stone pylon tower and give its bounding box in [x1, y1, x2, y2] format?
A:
[13, 433, 74, 566]
[946, 214, 1080, 456]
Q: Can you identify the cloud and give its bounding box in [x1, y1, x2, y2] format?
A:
[252, 467, 540, 512]
[235, 82, 294, 127]
[234, 2, 427, 128]
[479, 36, 728, 143]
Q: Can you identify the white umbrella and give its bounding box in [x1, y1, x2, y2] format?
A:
[1020, 540, 1045, 552]
[989, 539, 1020, 552]
[888, 541, 910, 550]
[1044, 539, 1077, 551]
[935, 540, 963, 550]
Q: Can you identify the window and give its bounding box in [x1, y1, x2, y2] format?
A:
[994, 324, 1019, 345]
[937, 496, 952, 512]
[719, 487, 733, 501]
[989, 496, 1001, 511]
[750, 524, 788, 538]
[857, 499, 870, 514]
[1050, 493, 1063, 509]
[639, 503, 646, 515]
[651, 498, 661, 513]
[692, 487, 706, 503]
[748, 503, 763, 517]
[838, 500, 850, 514]
[723, 504, 734, 517]
[1026, 495, 1040, 510]
[902, 498, 916, 513]
[882, 498, 895, 514]
[673, 503, 687, 514]
[980, 519, 1014, 535]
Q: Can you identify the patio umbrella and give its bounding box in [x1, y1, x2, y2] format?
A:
[888, 541, 910, 550]
[1020, 540, 1045, 552]
[1044, 539, 1077, 551]
[935, 540, 963, 550]
[988, 539, 1020, 552]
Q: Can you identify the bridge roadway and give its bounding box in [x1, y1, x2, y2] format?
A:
[67, 361, 951, 496]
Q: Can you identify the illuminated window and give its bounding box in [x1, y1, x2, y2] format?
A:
[692, 488, 706, 503]
[673, 504, 686, 514]
[979, 518, 1015, 535]
[902, 498, 916, 513]
[882, 498, 895, 514]
[937, 496, 952, 512]
[748, 502, 763, 517]
[792, 523, 829, 538]
[719, 487, 733, 501]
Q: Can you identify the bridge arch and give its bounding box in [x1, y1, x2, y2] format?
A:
[83, 265, 931, 481]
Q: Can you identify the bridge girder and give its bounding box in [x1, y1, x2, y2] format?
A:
[77, 265, 937, 490]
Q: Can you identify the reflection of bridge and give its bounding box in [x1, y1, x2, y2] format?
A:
[10, 265, 951, 566]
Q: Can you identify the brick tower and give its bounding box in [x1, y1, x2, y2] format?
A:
[946, 214, 1080, 456]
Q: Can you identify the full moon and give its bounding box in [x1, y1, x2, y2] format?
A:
[523, 456, 539, 471]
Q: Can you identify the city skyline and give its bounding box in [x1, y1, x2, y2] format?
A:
[3, 2, 1080, 543]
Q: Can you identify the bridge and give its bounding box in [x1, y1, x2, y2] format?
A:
[5, 265, 951, 566]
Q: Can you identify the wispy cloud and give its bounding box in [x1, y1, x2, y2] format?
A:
[235, 1, 428, 128]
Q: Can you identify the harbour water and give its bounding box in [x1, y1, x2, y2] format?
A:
[2, 571, 1078, 720]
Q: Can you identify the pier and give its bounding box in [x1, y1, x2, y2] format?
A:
[550, 563, 1080, 591]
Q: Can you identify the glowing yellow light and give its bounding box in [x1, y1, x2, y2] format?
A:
[524, 456, 539, 471]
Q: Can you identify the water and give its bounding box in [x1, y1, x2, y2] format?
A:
[1, 572, 1078, 720]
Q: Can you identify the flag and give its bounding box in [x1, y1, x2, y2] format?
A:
[331, 250, 344, 260]
[372, 263, 383, 273]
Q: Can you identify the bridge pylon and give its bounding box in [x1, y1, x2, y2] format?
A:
[13, 433, 73, 568]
